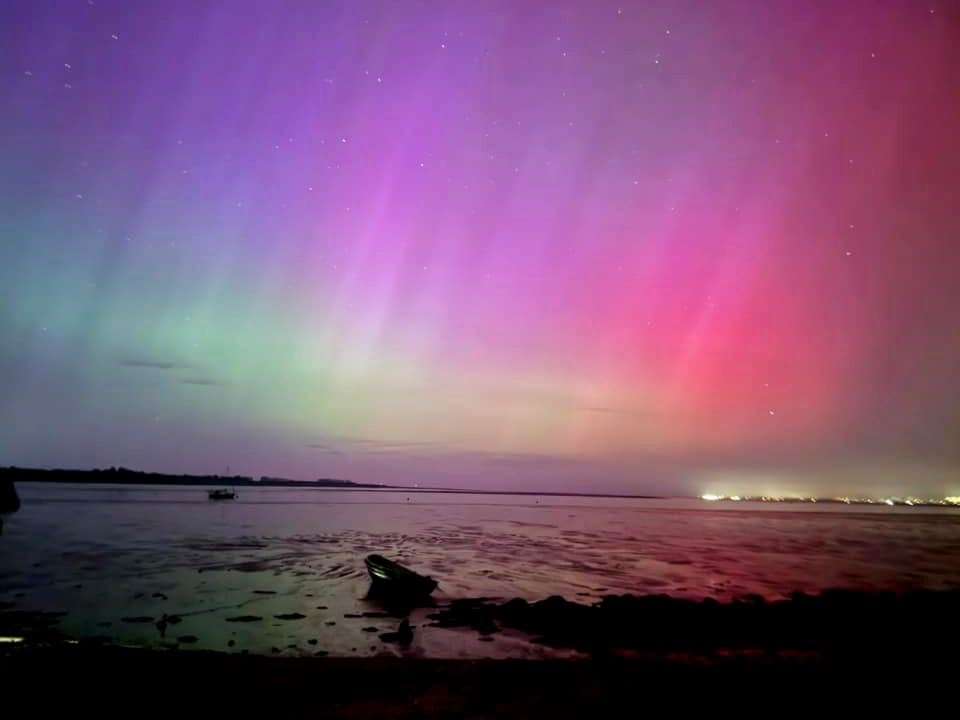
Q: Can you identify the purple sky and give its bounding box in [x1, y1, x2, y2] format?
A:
[1, 1, 959, 496]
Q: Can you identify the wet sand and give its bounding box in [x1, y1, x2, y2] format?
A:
[5, 587, 957, 657]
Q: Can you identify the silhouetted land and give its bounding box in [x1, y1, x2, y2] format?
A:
[0, 466, 666, 498]
[0, 466, 384, 489]
[6, 466, 956, 504]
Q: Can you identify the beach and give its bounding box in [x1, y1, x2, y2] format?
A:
[2, 482, 959, 714]
[3, 482, 960, 658]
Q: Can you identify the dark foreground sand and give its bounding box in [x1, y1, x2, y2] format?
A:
[1, 641, 951, 717]
[4, 589, 956, 715]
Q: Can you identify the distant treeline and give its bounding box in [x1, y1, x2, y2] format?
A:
[0, 466, 384, 489]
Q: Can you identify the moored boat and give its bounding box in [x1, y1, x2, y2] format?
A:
[364, 554, 438, 597]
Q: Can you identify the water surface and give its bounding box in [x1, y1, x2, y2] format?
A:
[3, 483, 959, 658]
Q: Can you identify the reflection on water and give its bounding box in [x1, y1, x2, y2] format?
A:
[2, 483, 959, 658]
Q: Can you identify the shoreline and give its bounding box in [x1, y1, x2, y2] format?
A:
[7, 467, 959, 507]
[3, 466, 664, 499]
[4, 588, 958, 658]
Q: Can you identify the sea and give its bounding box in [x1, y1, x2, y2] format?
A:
[2, 482, 959, 658]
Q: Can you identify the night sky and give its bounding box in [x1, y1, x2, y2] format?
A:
[1, 1, 958, 497]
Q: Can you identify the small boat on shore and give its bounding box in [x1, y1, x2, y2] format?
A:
[208, 488, 237, 500]
[365, 554, 438, 597]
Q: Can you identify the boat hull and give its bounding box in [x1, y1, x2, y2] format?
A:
[364, 554, 437, 597]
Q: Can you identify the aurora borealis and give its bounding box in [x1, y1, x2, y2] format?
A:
[1, 1, 958, 496]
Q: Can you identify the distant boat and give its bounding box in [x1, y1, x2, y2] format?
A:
[208, 488, 237, 501]
[364, 554, 437, 597]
